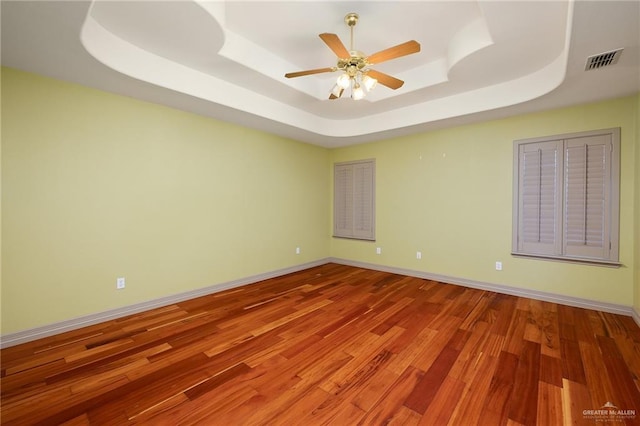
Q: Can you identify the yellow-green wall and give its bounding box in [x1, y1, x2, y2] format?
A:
[635, 93, 640, 316]
[2, 66, 639, 336]
[1, 68, 330, 334]
[330, 95, 639, 306]
[0, 68, 3, 331]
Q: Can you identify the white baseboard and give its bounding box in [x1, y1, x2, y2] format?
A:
[0, 259, 330, 349]
[2, 257, 636, 348]
[632, 308, 640, 328]
[329, 257, 635, 317]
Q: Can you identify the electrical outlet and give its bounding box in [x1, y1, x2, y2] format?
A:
[416, 251, 422, 260]
[116, 277, 126, 289]
[295, 247, 301, 255]
[376, 247, 382, 255]
[495, 261, 502, 271]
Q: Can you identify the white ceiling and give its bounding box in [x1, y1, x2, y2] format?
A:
[2, 1, 639, 148]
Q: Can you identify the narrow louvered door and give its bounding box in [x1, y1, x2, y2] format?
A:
[333, 160, 375, 240]
[563, 134, 611, 259]
[352, 160, 375, 240]
[517, 140, 563, 255]
[334, 164, 354, 237]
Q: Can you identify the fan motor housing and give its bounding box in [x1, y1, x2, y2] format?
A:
[338, 51, 368, 72]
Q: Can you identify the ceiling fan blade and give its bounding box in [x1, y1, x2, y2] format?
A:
[319, 33, 351, 59]
[285, 67, 335, 78]
[366, 40, 420, 65]
[366, 69, 404, 90]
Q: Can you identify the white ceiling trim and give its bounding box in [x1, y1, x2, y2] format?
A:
[80, 0, 574, 140]
[80, 11, 324, 133]
[5, 1, 636, 147]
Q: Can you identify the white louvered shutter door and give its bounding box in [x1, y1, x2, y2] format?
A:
[352, 161, 375, 240]
[563, 134, 611, 259]
[334, 164, 354, 237]
[518, 140, 563, 255]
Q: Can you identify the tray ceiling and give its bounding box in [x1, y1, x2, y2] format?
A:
[2, 1, 639, 147]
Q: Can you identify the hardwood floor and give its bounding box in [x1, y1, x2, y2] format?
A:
[2, 263, 640, 425]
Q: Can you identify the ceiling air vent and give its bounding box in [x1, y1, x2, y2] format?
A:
[584, 48, 623, 71]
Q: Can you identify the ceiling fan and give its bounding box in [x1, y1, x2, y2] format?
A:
[285, 13, 421, 100]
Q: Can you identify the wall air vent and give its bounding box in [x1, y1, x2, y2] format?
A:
[584, 48, 623, 71]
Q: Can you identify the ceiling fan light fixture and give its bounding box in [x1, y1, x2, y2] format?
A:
[352, 83, 365, 100]
[336, 73, 351, 89]
[363, 74, 377, 91]
[331, 84, 344, 98]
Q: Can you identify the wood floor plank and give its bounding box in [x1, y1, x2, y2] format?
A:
[301, 393, 366, 425]
[4, 345, 87, 376]
[74, 354, 211, 423]
[59, 413, 92, 426]
[283, 338, 355, 383]
[306, 348, 394, 423]
[0, 358, 67, 397]
[320, 326, 402, 395]
[386, 326, 438, 375]
[149, 384, 259, 425]
[447, 350, 499, 425]
[448, 320, 490, 382]
[404, 345, 462, 414]
[579, 339, 617, 410]
[1, 263, 639, 425]
[536, 381, 564, 426]
[539, 353, 563, 387]
[560, 336, 588, 384]
[237, 363, 339, 424]
[507, 340, 541, 425]
[459, 292, 497, 331]
[385, 306, 435, 353]
[488, 293, 518, 336]
[382, 405, 422, 426]
[46, 342, 172, 387]
[265, 386, 331, 426]
[351, 367, 399, 412]
[357, 366, 424, 425]
[561, 378, 592, 425]
[540, 308, 561, 359]
[418, 375, 466, 425]
[409, 316, 463, 373]
[504, 308, 529, 355]
[596, 334, 640, 413]
[482, 350, 519, 424]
